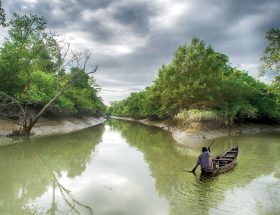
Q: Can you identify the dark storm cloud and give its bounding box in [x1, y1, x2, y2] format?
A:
[2, 0, 280, 104]
[111, 2, 157, 34]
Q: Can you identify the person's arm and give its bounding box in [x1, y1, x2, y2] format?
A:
[189, 155, 200, 173]
[192, 155, 201, 173]
[191, 164, 199, 173]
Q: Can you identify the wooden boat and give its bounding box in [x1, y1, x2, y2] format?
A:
[204, 146, 239, 175]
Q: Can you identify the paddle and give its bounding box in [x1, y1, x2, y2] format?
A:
[207, 140, 215, 152]
[188, 140, 215, 174]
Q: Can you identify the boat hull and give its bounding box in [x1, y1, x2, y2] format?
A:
[202, 146, 238, 176]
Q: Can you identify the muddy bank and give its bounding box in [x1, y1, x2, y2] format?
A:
[111, 116, 166, 128]
[111, 116, 280, 145]
[0, 116, 106, 137]
[171, 124, 280, 146]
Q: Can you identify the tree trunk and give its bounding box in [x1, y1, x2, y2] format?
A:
[23, 91, 63, 134]
[4, 62, 97, 136]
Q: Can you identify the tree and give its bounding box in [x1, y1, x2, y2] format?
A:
[0, 54, 98, 135]
[0, 12, 103, 135]
[110, 37, 280, 123]
[0, 13, 59, 95]
[259, 28, 280, 112]
[260, 28, 280, 76]
[0, 0, 6, 27]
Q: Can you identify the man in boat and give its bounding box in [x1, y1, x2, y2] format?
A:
[191, 147, 213, 174]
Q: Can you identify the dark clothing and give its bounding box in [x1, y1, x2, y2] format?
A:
[201, 169, 213, 176]
[197, 151, 213, 171]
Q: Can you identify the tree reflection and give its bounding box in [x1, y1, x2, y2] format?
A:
[109, 119, 280, 215]
[0, 124, 104, 214]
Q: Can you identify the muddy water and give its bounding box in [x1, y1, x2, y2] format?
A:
[0, 119, 279, 215]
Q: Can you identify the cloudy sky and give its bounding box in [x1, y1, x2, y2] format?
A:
[2, 0, 280, 104]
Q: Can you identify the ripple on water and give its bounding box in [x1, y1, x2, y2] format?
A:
[1, 121, 280, 215]
[208, 174, 280, 215]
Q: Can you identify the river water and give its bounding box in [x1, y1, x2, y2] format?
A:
[0, 119, 280, 215]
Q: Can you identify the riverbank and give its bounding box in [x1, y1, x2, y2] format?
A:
[111, 116, 280, 145]
[0, 116, 106, 137]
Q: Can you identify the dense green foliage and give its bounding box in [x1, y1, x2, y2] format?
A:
[0, 12, 105, 115]
[260, 28, 280, 77]
[0, 0, 5, 27]
[260, 28, 280, 104]
[109, 38, 280, 124]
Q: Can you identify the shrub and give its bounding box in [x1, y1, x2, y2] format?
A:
[175, 109, 221, 122]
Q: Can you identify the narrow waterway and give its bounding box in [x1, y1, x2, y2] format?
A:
[0, 119, 280, 215]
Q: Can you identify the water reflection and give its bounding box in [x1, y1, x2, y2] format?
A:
[66, 125, 169, 215]
[109, 120, 280, 215]
[209, 174, 280, 215]
[0, 124, 104, 214]
[0, 119, 279, 215]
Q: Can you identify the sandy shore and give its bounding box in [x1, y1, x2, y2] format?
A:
[111, 116, 280, 145]
[0, 116, 106, 137]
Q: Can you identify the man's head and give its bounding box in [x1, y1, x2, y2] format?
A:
[202, 147, 207, 152]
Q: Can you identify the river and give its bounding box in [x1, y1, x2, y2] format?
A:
[0, 119, 280, 215]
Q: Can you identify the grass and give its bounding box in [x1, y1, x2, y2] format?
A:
[175, 109, 221, 123]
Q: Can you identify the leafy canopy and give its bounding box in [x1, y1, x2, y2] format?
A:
[0, 12, 105, 115]
[110, 37, 280, 123]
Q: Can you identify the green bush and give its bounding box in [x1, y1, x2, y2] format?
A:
[175, 109, 221, 122]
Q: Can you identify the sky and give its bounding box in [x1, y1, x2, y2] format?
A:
[1, 0, 280, 104]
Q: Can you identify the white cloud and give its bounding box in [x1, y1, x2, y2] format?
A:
[151, 1, 190, 29]
[21, 0, 38, 3]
